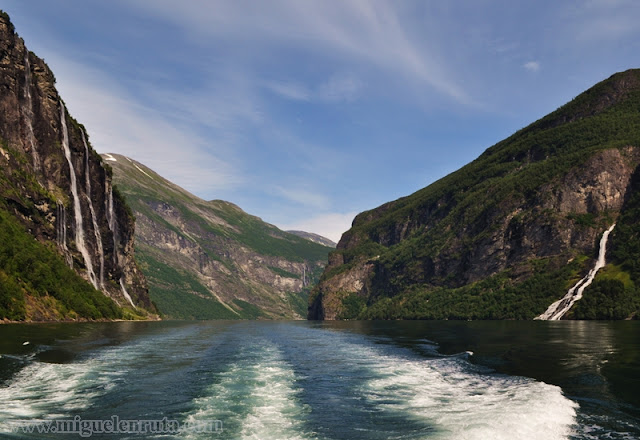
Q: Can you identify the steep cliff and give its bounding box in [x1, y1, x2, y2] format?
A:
[105, 153, 333, 319]
[0, 12, 155, 320]
[310, 69, 640, 320]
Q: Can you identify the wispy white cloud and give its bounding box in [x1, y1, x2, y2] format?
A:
[273, 186, 330, 210]
[266, 72, 364, 103]
[265, 81, 311, 102]
[278, 212, 358, 244]
[18, 0, 640, 243]
[46, 54, 243, 195]
[127, 0, 469, 104]
[563, 0, 640, 42]
[317, 73, 364, 102]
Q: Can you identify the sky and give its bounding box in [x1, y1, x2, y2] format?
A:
[3, 1, 640, 242]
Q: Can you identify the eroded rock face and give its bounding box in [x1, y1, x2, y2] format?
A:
[311, 147, 640, 320]
[460, 148, 639, 284]
[310, 66, 640, 320]
[106, 153, 332, 319]
[309, 261, 375, 320]
[0, 15, 153, 312]
[135, 207, 313, 317]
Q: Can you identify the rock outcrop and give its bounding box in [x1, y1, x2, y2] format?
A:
[0, 12, 154, 319]
[105, 154, 333, 319]
[310, 69, 640, 320]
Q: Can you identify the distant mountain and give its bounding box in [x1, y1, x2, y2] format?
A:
[105, 153, 334, 319]
[0, 12, 155, 321]
[286, 231, 336, 248]
[310, 69, 640, 321]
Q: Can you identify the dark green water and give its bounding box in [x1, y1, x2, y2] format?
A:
[0, 320, 637, 439]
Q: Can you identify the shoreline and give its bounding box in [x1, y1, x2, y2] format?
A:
[0, 316, 161, 325]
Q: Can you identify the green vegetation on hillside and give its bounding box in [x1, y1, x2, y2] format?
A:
[356, 258, 586, 320]
[108, 154, 332, 319]
[0, 206, 122, 321]
[610, 169, 640, 285]
[111, 156, 332, 263]
[320, 70, 640, 320]
[582, 165, 640, 319]
[212, 206, 331, 262]
[349, 82, 640, 255]
[135, 248, 242, 320]
[572, 279, 638, 320]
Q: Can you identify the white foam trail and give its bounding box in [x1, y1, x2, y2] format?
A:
[364, 353, 577, 440]
[120, 278, 135, 307]
[22, 50, 40, 172]
[81, 130, 105, 289]
[0, 327, 210, 424]
[0, 358, 120, 420]
[60, 103, 97, 289]
[304, 329, 578, 440]
[183, 343, 311, 440]
[537, 224, 616, 320]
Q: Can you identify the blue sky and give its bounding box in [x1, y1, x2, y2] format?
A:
[4, 1, 640, 242]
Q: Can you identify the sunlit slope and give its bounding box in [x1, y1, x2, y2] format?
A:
[311, 69, 640, 320]
[106, 154, 333, 319]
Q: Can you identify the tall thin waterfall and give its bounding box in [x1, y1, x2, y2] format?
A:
[81, 130, 105, 289]
[120, 278, 135, 307]
[105, 183, 118, 266]
[60, 103, 97, 289]
[536, 224, 616, 320]
[56, 200, 72, 267]
[22, 51, 40, 172]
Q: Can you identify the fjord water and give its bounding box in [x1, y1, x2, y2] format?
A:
[0, 321, 638, 439]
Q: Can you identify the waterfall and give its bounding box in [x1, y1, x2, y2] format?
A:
[536, 224, 616, 320]
[302, 264, 307, 287]
[106, 183, 118, 266]
[81, 130, 105, 289]
[107, 185, 130, 307]
[56, 200, 72, 267]
[119, 278, 135, 307]
[60, 102, 98, 289]
[22, 50, 40, 172]
[87, 195, 105, 289]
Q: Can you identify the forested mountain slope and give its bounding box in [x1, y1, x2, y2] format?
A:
[310, 69, 640, 321]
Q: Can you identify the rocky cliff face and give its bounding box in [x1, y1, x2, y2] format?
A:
[105, 154, 333, 319]
[0, 12, 154, 318]
[310, 69, 640, 320]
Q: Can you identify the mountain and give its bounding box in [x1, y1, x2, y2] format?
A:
[104, 153, 334, 319]
[310, 69, 640, 321]
[286, 231, 336, 248]
[0, 12, 155, 321]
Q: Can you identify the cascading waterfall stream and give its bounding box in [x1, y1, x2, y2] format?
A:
[537, 224, 616, 320]
[104, 181, 133, 307]
[22, 50, 40, 172]
[86, 199, 104, 288]
[56, 200, 72, 266]
[81, 130, 105, 289]
[105, 183, 118, 266]
[119, 278, 135, 308]
[59, 103, 98, 289]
